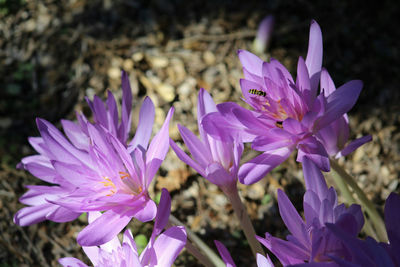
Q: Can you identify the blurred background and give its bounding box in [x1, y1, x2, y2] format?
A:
[0, 0, 399, 266]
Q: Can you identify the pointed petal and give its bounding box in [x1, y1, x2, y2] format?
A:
[296, 56, 313, 109]
[301, 157, 328, 198]
[106, 90, 119, 135]
[214, 240, 237, 267]
[119, 70, 133, 143]
[153, 188, 171, 237]
[256, 253, 274, 267]
[46, 206, 81, 222]
[169, 139, 205, 177]
[145, 107, 174, 187]
[129, 97, 155, 150]
[77, 208, 132, 246]
[297, 138, 330, 172]
[132, 197, 157, 222]
[59, 257, 89, 267]
[14, 203, 56, 226]
[61, 119, 90, 151]
[305, 20, 323, 94]
[338, 135, 372, 158]
[237, 49, 264, 77]
[239, 147, 292, 185]
[177, 124, 211, 168]
[277, 189, 310, 248]
[315, 80, 363, 131]
[197, 88, 217, 121]
[151, 226, 186, 267]
[320, 68, 336, 97]
[385, 193, 400, 250]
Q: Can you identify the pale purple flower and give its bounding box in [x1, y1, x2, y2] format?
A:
[170, 88, 243, 193]
[59, 189, 187, 267]
[14, 71, 174, 246]
[253, 15, 274, 54]
[316, 68, 372, 158]
[256, 157, 364, 265]
[202, 20, 364, 184]
[326, 192, 400, 267]
[214, 240, 275, 267]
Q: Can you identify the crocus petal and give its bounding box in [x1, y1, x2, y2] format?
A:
[145, 107, 174, 187]
[277, 189, 310, 248]
[320, 68, 336, 97]
[305, 20, 323, 95]
[169, 139, 206, 177]
[59, 257, 89, 267]
[253, 15, 274, 54]
[14, 203, 56, 226]
[19, 185, 63, 206]
[21, 155, 57, 183]
[82, 246, 100, 266]
[91, 95, 108, 128]
[153, 188, 171, 237]
[256, 253, 274, 267]
[385, 193, 400, 252]
[214, 240, 236, 267]
[257, 234, 306, 265]
[197, 88, 217, 143]
[296, 56, 313, 109]
[205, 162, 236, 189]
[302, 157, 328, 199]
[297, 138, 330, 172]
[36, 119, 89, 165]
[61, 119, 90, 151]
[77, 208, 133, 246]
[314, 80, 363, 131]
[46, 206, 81, 222]
[150, 226, 186, 267]
[129, 97, 155, 150]
[106, 90, 119, 135]
[177, 124, 211, 168]
[239, 147, 292, 185]
[28, 137, 47, 156]
[337, 135, 372, 158]
[237, 49, 264, 77]
[131, 197, 157, 222]
[119, 70, 133, 143]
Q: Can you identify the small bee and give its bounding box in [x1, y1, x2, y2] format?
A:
[275, 121, 283, 128]
[248, 89, 267, 97]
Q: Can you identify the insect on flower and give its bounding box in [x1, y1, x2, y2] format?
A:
[248, 89, 267, 97]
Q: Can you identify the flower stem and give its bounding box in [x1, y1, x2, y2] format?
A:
[330, 159, 388, 242]
[224, 189, 264, 259]
[329, 170, 378, 239]
[169, 214, 225, 267]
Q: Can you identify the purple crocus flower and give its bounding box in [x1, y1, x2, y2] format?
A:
[253, 15, 275, 54]
[170, 88, 243, 194]
[316, 68, 372, 158]
[14, 71, 174, 246]
[256, 157, 364, 265]
[326, 192, 400, 267]
[59, 188, 187, 267]
[214, 240, 275, 267]
[202, 20, 363, 184]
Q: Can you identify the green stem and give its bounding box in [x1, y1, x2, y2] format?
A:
[330, 159, 387, 242]
[169, 215, 225, 267]
[224, 189, 265, 259]
[329, 170, 378, 239]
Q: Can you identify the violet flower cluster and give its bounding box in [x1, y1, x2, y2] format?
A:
[59, 189, 186, 267]
[202, 20, 371, 184]
[13, 18, 396, 267]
